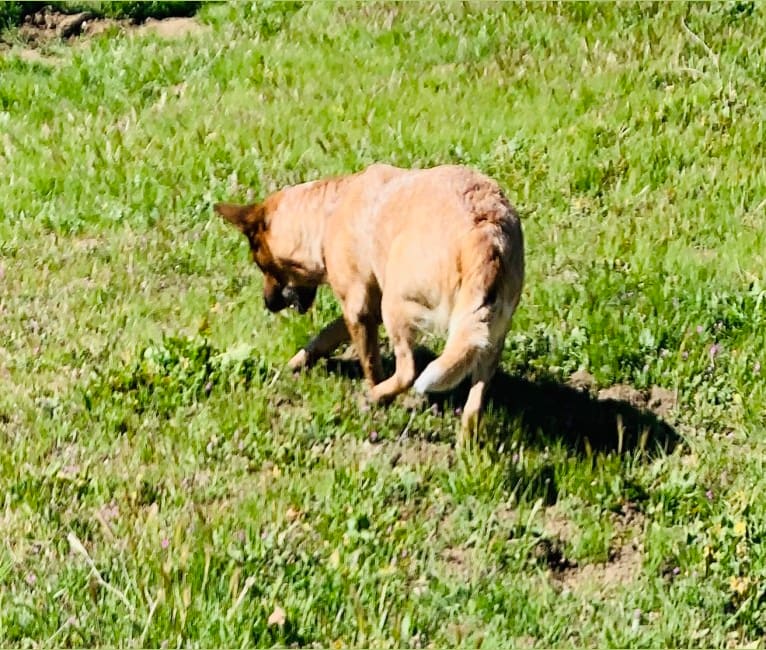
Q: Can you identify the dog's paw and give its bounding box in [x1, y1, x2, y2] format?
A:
[357, 393, 374, 412]
[367, 382, 401, 406]
[287, 349, 310, 372]
[368, 386, 389, 404]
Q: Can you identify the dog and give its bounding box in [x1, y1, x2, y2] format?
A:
[214, 164, 524, 441]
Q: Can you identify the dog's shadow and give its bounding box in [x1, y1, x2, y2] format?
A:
[325, 347, 680, 457]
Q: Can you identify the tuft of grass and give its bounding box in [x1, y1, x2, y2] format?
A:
[0, 1, 23, 28]
[65, 1, 202, 21]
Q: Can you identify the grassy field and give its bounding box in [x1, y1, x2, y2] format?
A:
[2, 1, 766, 646]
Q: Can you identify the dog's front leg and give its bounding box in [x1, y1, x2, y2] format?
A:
[343, 314, 383, 388]
[288, 316, 350, 371]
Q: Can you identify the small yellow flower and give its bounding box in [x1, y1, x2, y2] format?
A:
[733, 520, 747, 537]
[730, 575, 751, 596]
[703, 545, 713, 560]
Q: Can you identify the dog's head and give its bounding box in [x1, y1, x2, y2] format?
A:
[214, 202, 318, 314]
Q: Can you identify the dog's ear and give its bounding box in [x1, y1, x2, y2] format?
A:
[213, 202, 264, 233]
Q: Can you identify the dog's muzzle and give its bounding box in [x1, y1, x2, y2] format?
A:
[265, 285, 317, 314]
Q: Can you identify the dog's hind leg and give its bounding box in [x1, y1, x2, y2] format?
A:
[458, 342, 503, 446]
[369, 299, 421, 404]
[288, 316, 350, 371]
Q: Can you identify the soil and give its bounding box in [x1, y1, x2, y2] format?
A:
[547, 502, 646, 596]
[556, 540, 642, 594]
[567, 370, 678, 419]
[3, 6, 207, 56]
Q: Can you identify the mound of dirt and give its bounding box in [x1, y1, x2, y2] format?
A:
[597, 384, 677, 418]
[566, 370, 677, 419]
[14, 6, 206, 47]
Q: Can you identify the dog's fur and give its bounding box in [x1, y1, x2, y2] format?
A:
[215, 164, 524, 440]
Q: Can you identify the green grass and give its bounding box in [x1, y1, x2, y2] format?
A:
[1, 1, 766, 646]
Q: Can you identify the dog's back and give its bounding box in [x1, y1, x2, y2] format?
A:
[329, 164, 524, 393]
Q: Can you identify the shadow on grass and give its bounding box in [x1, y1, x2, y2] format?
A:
[324, 347, 679, 458]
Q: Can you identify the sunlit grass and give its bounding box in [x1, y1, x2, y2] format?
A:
[1, 2, 765, 646]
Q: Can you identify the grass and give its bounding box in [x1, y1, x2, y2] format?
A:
[1, 1, 766, 646]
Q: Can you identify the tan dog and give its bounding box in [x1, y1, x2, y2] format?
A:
[214, 164, 524, 439]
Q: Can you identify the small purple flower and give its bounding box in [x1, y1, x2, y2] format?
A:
[696, 325, 704, 334]
[454, 407, 462, 416]
[673, 566, 680, 576]
[369, 430, 379, 443]
[709, 344, 720, 360]
[204, 381, 213, 394]
[25, 572, 36, 586]
[706, 489, 714, 501]
[161, 538, 170, 549]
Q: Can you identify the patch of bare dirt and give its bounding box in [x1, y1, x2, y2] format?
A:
[556, 540, 642, 594]
[12, 7, 207, 49]
[597, 383, 677, 418]
[134, 17, 207, 39]
[567, 369, 597, 393]
[389, 439, 454, 468]
[567, 370, 677, 420]
[548, 502, 645, 596]
[440, 546, 475, 581]
[317, 433, 454, 475]
[12, 47, 60, 64]
[541, 504, 579, 543]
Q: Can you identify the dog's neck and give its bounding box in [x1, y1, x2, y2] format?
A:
[263, 176, 347, 283]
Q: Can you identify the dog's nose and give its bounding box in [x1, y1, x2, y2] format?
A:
[264, 291, 287, 313]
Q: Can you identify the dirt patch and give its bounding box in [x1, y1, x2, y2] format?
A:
[597, 383, 677, 418]
[567, 369, 597, 393]
[566, 370, 677, 420]
[556, 540, 641, 594]
[134, 17, 206, 39]
[549, 502, 645, 596]
[388, 439, 454, 469]
[12, 7, 207, 49]
[11, 47, 60, 64]
[440, 546, 475, 581]
[541, 504, 579, 543]
[322, 434, 454, 474]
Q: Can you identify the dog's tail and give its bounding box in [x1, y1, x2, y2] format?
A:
[413, 208, 523, 394]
